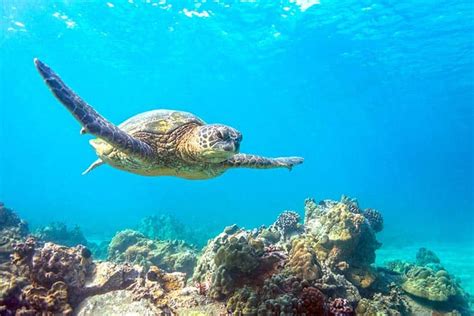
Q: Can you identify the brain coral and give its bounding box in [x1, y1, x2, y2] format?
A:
[402, 265, 463, 302]
[285, 237, 321, 281]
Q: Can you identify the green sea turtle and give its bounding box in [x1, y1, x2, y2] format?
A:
[34, 59, 303, 179]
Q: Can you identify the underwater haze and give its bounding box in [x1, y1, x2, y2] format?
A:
[1, 0, 473, 296]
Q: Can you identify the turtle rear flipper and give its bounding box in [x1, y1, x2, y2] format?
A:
[224, 154, 304, 170]
[34, 58, 154, 160]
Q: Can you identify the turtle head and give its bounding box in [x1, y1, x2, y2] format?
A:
[185, 124, 242, 163]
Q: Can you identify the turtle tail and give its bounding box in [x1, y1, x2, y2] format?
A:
[223, 154, 303, 171]
[34, 58, 154, 160]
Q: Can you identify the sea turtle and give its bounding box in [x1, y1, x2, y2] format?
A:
[34, 59, 303, 179]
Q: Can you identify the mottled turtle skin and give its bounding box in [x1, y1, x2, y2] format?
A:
[34, 59, 304, 179]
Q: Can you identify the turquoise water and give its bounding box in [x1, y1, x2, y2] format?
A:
[1, 0, 473, 295]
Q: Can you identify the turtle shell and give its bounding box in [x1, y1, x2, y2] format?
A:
[118, 109, 205, 135]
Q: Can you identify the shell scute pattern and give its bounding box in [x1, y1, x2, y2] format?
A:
[119, 110, 205, 135]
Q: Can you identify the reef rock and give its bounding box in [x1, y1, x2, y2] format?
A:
[402, 265, 465, 302]
[75, 289, 164, 315]
[304, 197, 382, 269]
[270, 210, 303, 241]
[225, 276, 330, 315]
[0, 203, 28, 263]
[193, 224, 286, 299]
[355, 286, 410, 315]
[0, 238, 93, 315]
[108, 229, 198, 277]
[386, 249, 470, 313]
[285, 236, 321, 281]
[28, 242, 93, 291]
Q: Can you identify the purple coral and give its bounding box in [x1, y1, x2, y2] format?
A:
[274, 211, 300, 235]
[329, 298, 354, 316]
[299, 286, 326, 315]
[362, 208, 384, 233]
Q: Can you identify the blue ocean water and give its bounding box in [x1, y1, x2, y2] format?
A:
[1, 0, 473, 293]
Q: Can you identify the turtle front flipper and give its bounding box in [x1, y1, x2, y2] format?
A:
[223, 154, 303, 170]
[34, 58, 154, 160]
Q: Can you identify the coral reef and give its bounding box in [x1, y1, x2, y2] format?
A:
[193, 198, 382, 314]
[192, 225, 270, 299]
[304, 198, 381, 269]
[0, 237, 93, 315]
[355, 285, 410, 315]
[386, 248, 470, 313]
[108, 229, 198, 277]
[34, 222, 88, 248]
[0, 203, 28, 263]
[0, 199, 471, 315]
[225, 276, 329, 315]
[1, 236, 215, 315]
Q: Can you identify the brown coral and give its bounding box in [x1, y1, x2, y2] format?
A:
[304, 199, 381, 270]
[130, 265, 187, 312]
[0, 204, 28, 264]
[21, 281, 72, 315]
[30, 243, 93, 291]
[286, 237, 321, 281]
